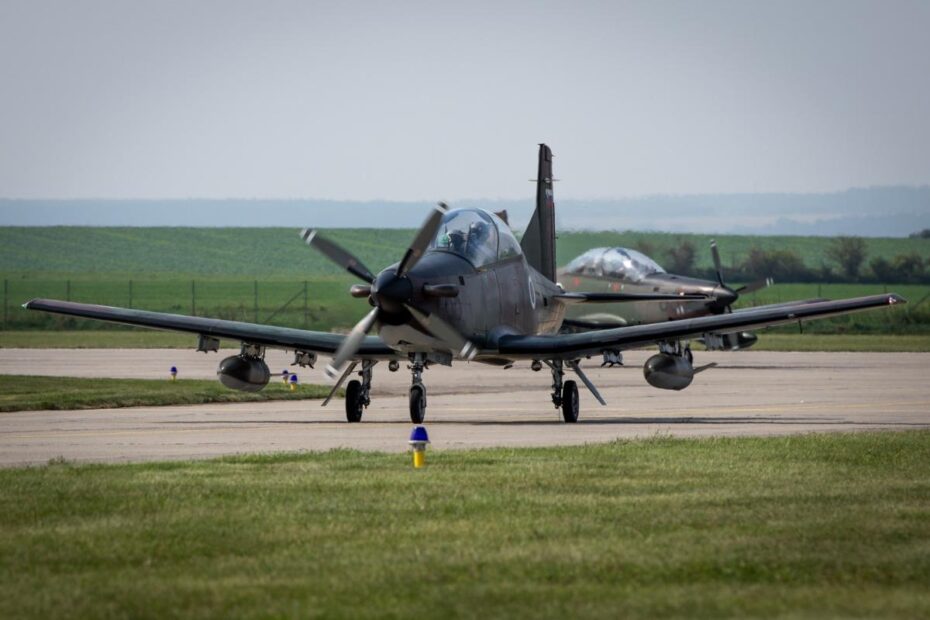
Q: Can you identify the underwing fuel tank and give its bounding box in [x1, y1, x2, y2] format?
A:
[643, 353, 694, 390]
[217, 355, 271, 392]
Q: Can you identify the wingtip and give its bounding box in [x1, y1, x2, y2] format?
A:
[888, 293, 907, 305]
[300, 228, 316, 244]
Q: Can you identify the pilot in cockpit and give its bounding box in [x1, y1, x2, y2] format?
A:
[435, 215, 495, 265]
[465, 220, 490, 262]
[437, 228, 468, 254]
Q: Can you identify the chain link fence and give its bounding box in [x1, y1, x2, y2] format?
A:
[2, 279, 367, 332]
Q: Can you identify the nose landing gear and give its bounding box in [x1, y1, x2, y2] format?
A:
[408, 353, 428, 424]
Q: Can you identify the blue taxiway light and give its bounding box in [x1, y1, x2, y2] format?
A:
[409, 426, 430, 444]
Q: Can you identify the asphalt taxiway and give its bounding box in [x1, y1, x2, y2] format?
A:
[1, 348, 928, 466]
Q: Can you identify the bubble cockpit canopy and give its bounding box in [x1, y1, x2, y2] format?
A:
[428, 208, 522, 268]
[564, 247, 665, 283]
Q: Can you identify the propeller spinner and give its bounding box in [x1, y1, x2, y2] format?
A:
[709, 239, 772, 314]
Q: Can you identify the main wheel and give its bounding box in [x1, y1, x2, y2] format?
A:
[409, 384, 426, 424]
[345, 379, 363, 423]
[561, 380, 579, 423]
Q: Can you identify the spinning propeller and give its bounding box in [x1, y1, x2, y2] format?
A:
[301, 203, 477, 379]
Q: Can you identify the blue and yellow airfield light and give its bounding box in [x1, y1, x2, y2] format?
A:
[169, 366, 177, 381]
[289, 373, 298, 391]
[281, 369, 290, 384]
[409, 426, 430, 468]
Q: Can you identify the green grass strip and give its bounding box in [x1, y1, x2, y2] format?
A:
[734, 333, 930, 352]
[0, 375, 332, 412]
[0, 432, 928, 618]
[0, 329, 239, 349]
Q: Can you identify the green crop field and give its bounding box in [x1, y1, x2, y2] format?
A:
[3, 227, 930, 279]
[1, 432, 928, 618]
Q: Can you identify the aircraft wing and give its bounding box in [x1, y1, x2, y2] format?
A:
[554, 292, 707, 303]
[730, 298, 829, 313]
[498, 293, 904, 359]
[22, 299, 399, 358]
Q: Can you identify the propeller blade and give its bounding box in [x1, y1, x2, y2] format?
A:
[404, 303, 477, 361]
[735, 277, 774, 295]
[301, 229, 375, 284]
[396, 202, 448, 277]
[325, 307, 379, 379]
[710, 239, 724, 286]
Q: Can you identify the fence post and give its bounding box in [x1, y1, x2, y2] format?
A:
[254, 281, 259, 323]
[191, 280, 196, 316]
[303, 281, 308, 327]
[2, 279, 6, 329]
[129, 280, 133, 309]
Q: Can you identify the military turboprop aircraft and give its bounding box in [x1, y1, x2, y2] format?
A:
[24, 144, 905, 424]
[560, 242, 776, 363]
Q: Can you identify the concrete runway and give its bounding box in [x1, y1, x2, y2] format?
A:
[1, 348, 929, 466]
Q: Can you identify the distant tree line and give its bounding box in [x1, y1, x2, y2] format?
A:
[648, 235, 930, 284]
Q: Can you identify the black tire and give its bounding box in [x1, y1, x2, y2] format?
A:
[409, 384, 426, 424]
[345, 380, 363, 423]
[561, 380, 579, 423]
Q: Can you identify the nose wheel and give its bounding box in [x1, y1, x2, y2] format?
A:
[408, 353, 428, 424]
[409, 384, 426, 424]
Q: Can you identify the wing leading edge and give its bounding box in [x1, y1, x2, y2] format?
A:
[498, 293, 905, 358]
[23, 299, 398, 358]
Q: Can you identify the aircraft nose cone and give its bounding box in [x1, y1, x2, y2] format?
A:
[371, 270, 413, 314]
[717, 286, 739, 307]
[709, 286, 739, 313]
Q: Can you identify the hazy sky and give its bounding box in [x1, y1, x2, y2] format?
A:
[1, 0, 928, 201]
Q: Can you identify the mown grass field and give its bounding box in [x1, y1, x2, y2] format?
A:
[0, 375, 332, 412]
[1, 432, 927, 618]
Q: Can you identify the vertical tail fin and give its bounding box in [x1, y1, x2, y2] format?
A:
[521, 143, 556, 281]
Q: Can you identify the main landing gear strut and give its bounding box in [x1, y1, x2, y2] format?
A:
[546, 360, 579, 423]
[344, 360, 375, 423]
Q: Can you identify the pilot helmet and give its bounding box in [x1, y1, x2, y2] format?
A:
[469, 220, 488, 241]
